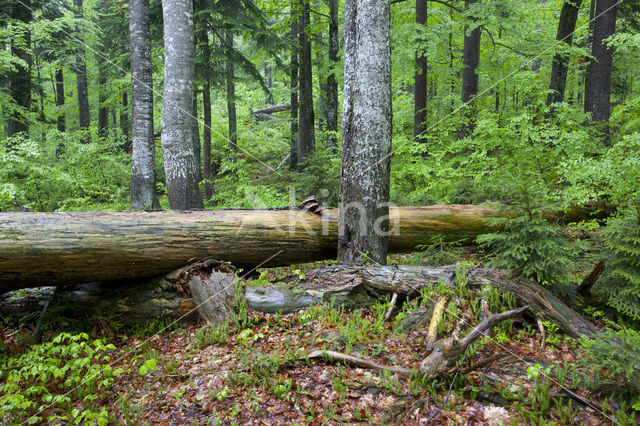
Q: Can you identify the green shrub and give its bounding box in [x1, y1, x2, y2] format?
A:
[594, 207, 640, 320]
[579, 325, 640, 408]
[0, 332, 122, 424]
[477, 204, 571, 295]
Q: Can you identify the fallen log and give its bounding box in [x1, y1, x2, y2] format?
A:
[0, 204, 607, 291]
[252, 103, 291, 115]
[243, 264, 599, 338]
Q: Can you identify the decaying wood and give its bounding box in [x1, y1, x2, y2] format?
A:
[419, 306, 529, 377]
[243, 264, 599, 338]
[187, 261, 237, 326]
[425, 296, 448, 352]
[252, 103, 291, 115]
[577, 259, 606, 296]
[0, 203, 608, 291]
[303, 307, 527, 381]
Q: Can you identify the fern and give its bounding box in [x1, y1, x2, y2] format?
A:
[594, 208, 640, 321]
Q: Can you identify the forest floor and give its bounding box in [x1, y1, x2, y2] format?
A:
[1, 258, 626, 425]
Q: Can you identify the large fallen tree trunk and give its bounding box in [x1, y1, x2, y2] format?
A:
[0, 204, 607, 291]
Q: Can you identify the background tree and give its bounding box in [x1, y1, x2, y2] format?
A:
[161, 0, 203, 210]
[338, 0, 392, 265]
[547, 0, 582, 107]
[457, 0, 481, 140]
[129, 0, 159, 210]
[414, 0, 427, 140]
[73, 0, 90, 137]
[297, 0, 315, 171]
[6, 0, 32, 137]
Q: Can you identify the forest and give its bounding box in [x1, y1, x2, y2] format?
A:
[1, 0, 640, 423]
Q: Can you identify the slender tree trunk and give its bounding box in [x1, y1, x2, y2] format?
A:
[225, 29, 238, 160]
[73, 0, 90, 138]
[120, 91, 129, 139]
[326, 0, 339, 153]
[290, 3, 299, 170]
[192, 86, 202, 184]
[547, 0, 582, 107]
[339, 0, 392, 265]
[55, 68, 65, 133]
[161, 0, 203, 210]
[7, 0, 32, 137]
[584, 0, 617, 143]
[98, 63, 109, 137]
[129, 0, 159, 210]
[457, 0, 481, 140]
[297, 0, 315, 170]
[202, 34, 214, 203]
[414, 0, 427, 140]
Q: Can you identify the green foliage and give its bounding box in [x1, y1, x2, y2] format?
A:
[0, 332, 122, 424]
[477, 204, 571, 295]
[579, 325, 640, 407]
[0, 132, 130, 211]
[594, 207, 640, 320]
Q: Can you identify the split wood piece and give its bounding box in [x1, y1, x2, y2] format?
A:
[424, 296, 448, 352]
[419, 306, 529, 378]
[0, 203, 609, 291]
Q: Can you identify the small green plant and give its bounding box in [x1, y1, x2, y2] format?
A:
[193, 322, 231, 348]
[593, 207, 640, 320]
[138, 358, 157, 376]
[0, 332, 122, 423]
[477, 203, 571, 296]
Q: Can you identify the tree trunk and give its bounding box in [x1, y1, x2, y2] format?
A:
[547, 0, 582, 107]
[326, 0, 339, 153]
[584, 0, 617, 143]
[6, 0, 32, 137]
[120, 91, 129, 140]
[129, 0, 159, 210]
[0, 203, 610, 291]
[55, 68, 65, 133]
[457, 0, 481, 140]
[414, 0, 427, 140]
[98, 63, 109, 138]
[73, 0, 90, 137]
[339, 0, 392, 265]
[297, 0, 315, 170]
[290, 5, 299, 170]
[161, 0, 203, 210]
[192, 86, 202, 184]
[225, 29, 238, 159]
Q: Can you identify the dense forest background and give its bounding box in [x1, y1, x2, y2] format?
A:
[2, 0, 640, 423]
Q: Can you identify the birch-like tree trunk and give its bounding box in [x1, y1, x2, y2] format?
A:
[547, 0, 582, 107]
[161, 0, 203, 210]
[129, 0, 159, 210]
[338, 0, 392, 265]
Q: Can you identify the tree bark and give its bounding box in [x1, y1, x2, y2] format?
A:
[339, 0, 392, 265]
[192, 86, 202, 184]
[120, 91, 129, 140]
[161, 0, 203, 210]
[457, 0, 481, 140]
[297, 0, 315, 171]
[129, 0, 159, 210]
[326, 0, 339, 153]
[73, 0, 90, 138]
[547, 0, 582, 107]
[55, 68, 65, 133]
[6, 0, 32, 137]
[0, 204, 610, 291]
[202, 81, 213, 203]
[584, 0, 617, 143]
[225, 29, 238, 159]
[290, 4, 299, 170]
[414, 0, 427, 140]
